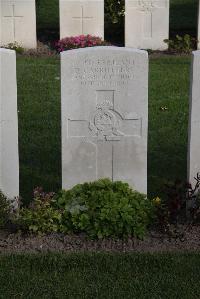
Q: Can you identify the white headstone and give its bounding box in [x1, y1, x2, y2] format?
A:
[0, 49, 19, 201]
[59, 0, 104, 39]
[0, 0, 37, 49]
[125, 0, 169, 50]
[61, 47, 148, 193]
[188, 51, 200, 186]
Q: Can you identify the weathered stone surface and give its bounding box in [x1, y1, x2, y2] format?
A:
[188, 51, 200, 186]
[0, 0, 37, 49]
[61, 47, 148, 193]
[0, 48, 19, 201]
[59, 0, 104, 39]
[125, 0, 169, 50]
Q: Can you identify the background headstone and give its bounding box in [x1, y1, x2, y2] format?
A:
[59, 0, 104, 39]
[188, 51, 200, 187]
[61, 47, 148, 193]
[125, 0, 169, 50]
[0, 48, 19, 201]
[0, 0, 37, 49]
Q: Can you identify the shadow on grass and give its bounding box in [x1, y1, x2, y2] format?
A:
[170, 0, 198, 36]
[0, 252, 200, 298]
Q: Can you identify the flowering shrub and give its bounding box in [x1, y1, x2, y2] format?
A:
[55, 35, 110, 52]
[1, 42, 24, 54]
[17, 187, 61, 234]
[164, 34, 196, 54]
[16, 180, 154, 239]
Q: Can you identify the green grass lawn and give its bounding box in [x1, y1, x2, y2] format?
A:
[17, 57, 61, 202]
[148, 56, 190, 197]
[17, 56, 190, 202]
[0, 252, 200, 298]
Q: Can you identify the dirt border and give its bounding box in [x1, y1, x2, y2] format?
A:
[1, 225, 200, 254]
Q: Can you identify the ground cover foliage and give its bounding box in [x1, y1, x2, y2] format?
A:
[0, 253, 200, 298]
[17, 179, 154, 238]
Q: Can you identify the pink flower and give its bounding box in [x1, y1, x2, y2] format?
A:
[55, 35, 109, 52]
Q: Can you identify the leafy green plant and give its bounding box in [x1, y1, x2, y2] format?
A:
[54, 178, 154, 239]
[151, 178, 200, 240]
[152, 180, 187, 234]
[164, 34, 196, 54]
[17, 187, 61, 234]
[0, 191, 11, 228]
[2, 42, 24, 54]
[105, 0, 125, 25]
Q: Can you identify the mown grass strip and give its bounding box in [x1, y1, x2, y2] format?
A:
[0, 252, 200, 298]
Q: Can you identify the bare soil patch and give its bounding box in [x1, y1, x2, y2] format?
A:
[0, 225, 200, 254]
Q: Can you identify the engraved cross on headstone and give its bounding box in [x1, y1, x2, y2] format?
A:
[3, 4, 23, 40]
[67, 90, 142, 180]
[67, 90, 142, 140]
[138, 0, 155, 38]
[72, 6, 93, 35]
[129, 0, 167, 38]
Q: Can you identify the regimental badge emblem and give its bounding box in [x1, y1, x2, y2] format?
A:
[89, 101, 124, 141]
[138, 0, 155, 11]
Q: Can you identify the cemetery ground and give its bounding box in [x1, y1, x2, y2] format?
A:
[0, 252, 200, 298]
[1, 0, 200, 296]
[0, 54, 199, 298]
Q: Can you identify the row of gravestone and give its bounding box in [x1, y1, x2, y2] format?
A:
[1, 0, 200, 50]
[0, 46, 199, 202]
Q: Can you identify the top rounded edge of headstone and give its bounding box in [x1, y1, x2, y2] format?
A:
[60, 46, 148, 58]
[0, 48, 16, 55]
[192, 50, 200, 57]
